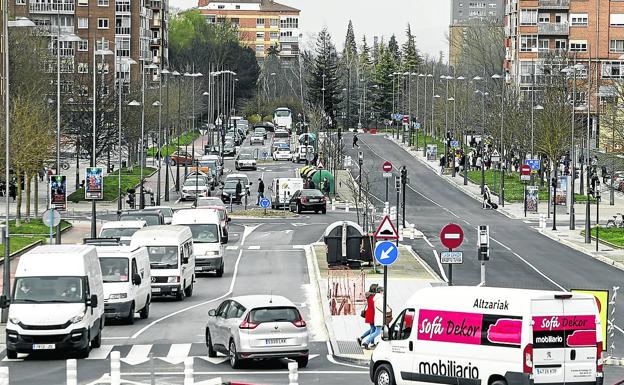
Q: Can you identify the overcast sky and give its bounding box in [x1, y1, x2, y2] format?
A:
[170, 0, 450, 61]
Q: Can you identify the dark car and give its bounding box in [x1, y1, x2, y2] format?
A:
[289, 189, 327, 214]
[254, 121, 275, 132]
[223, 142, 236, 156]
[119, 209, 165, 226]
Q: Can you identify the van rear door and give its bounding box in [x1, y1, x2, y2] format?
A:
[562, 298, 598, 384]
[532, 299, 566, 384]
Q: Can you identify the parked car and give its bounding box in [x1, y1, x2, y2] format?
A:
[170, 150, 194, 166]
[205, 295, 309, 369]
[235, 153, 257, 171]
[289, 189, 327, 214]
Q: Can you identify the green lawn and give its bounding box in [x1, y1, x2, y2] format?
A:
[467, 170, 528, 202]
[68, 167, 156, 202]
[410, 133, 445, 155]
[587, 227, 624, 248]
[147, 131, 200, 158]
[0, 236, 45, 258]
[6, 219, 71, 235]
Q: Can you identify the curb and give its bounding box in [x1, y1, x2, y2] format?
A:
[0, 239, 43, 265]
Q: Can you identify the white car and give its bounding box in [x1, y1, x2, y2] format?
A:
[293, 145, 314, 163]
[250, 133, 265, 145]
[273, 144, 292, 161]
[235, 153, 257, 170]
[205, 295, 309, 369]
[181, 177, 210, 201]
[99, 220, 147, 245]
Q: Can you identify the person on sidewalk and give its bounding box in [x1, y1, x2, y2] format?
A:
[256, 178, 265, 205]
[362, 287, 385, 349]
[439, 154, 446, 175]
[357, 284, 378, 347]
[352, 134, 359, 148]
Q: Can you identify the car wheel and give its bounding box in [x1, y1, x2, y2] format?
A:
[171, 159, 177, 166]
[176, 284, 185, 301]
[206, 329, 217, 358]
[139, 297, 150, 319]
[491, 381, 507, 385]
[296, 355, 309, 368]
[216, 266, 224, 277]
[229, 340, 242, 369]
[6, 349, 17, 359]
[77, 334, 92, 358]
[374, 363, 396, 385]
[126, 302, 135, 325]
[91, 325, 102, 348]
[184, 279, 194, 297]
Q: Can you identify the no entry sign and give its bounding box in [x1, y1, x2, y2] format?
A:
[521, 164, 531, 181]
[440, 223, 464, 250]
[383, 161, 393, 173]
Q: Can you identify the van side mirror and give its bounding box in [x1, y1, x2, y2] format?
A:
[87, 294, 98, 308]
[227, 217, 232, 222]
[221, 236, 228, 244]
[132, 273, 142, 286]
[0, 294, 10, 309]
[382, 325, 390, 341]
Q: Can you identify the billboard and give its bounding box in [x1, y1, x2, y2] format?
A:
[49, 175, 67, 211]
[526, 186, 538, 213]
[571, 289, 609, 350]
[85, 167, 103, 200]
[426, 144, 438, 161]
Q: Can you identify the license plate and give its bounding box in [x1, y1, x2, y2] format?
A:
[310, 199, 319, 202]
[265, 338, 287, 345]
[32, 344, 55, 350]
[152, 287, 161, 293]
[536, 368, 558, 375]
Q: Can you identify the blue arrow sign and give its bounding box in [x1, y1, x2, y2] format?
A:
[259, 198, 271, 209]
[374, 241, 399, 266]
[450, 140, 459, 148]
[524, 159, 541, 172]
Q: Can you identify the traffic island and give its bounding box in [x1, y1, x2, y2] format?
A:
[228, 208, 298, 219]
[67, 167, 157, 203]
[0, 236, 45, 258]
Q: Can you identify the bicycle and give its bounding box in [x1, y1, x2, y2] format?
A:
[605, 212, 624, 228]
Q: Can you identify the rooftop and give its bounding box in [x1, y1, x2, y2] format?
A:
[203, 0, 300, 12]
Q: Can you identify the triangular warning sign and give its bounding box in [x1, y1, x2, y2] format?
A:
[317, 161, 324, 169]
[374, 215, 399, 240]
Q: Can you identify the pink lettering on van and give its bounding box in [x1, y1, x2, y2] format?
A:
[532, 315, 595, 332]
[486, 318, 522, 346]
[417, 310, 482, 345]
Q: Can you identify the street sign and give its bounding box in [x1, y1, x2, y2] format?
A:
[42, 209, 61, 228]
[383, 172, 393, 178]
[383, 161, 393, 173]
[402, 115, 409, 124]
[374, 215, 399, 240]
[450, 140, 459, 148]
[306, 151, 315, 162]
[259, 198, 271, 209]
[374, 241, 399, 266]
[262, 151, 269, 160]
[525, 159, 541, 174]
[491, 150, 501, 163]
[439, 223, 464, 250]
[521, 164, 531, 181]
[317, 161, 324, 169]
[440, 251, 463, 264]
[414, 122, 421, 130]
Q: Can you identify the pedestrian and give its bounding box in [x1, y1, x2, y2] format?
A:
[439, 154, 446, 175]
[602, 165, 608, 184]
[257, 178, 265, 205]
[322, 177, 331, 202]
[38, 168, 45, 182]
[235, 180, 243, 204]
[357, 284, 378, 347]
[308, 177, 316, 190]
[8, 182, 16, 202]
[352, 134, 359, 148]
[362, 286, 385, 349]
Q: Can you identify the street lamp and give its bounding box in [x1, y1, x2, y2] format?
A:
[138, 62, 158, 209]
[455, 75, 467, 185]
[160, 68, 172, 202]
[152, 100, 162, 206]
[492, 73, 505, 206]
[184, 70, 204, 178]
[116, 57, 137, 217]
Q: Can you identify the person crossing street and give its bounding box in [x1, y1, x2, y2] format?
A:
[257, 178, 265, 205]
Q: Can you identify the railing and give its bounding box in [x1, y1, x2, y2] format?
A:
[30, 0, 75, 13]
[537, 48, 568, 58]
[538, 22, 569, 35]
[279, 36, 298, 43]
[150, 37, 161, 45]
[115, 26, 131, 35]
[115, 2, 130, 13]
[43, 25, 75, 35]
[538, 0, 570, 8]
[153, 18, 161, 27]
[150, 0, 160, 8]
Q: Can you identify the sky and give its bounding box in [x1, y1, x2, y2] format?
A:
[169, 0, 451, 61]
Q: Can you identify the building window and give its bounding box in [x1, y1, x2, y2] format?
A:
[217, 4, 224, 9]
[98, 18, 109, 29]
[569, 40, 587, 52]
[15, 0, 25, 5]
[97, 63, 109, 74]
[256, 18, 265, 27]
[78, 0, 87, 5]
[280, 17, 298, 29]
[270, 18, 278, 27]
[78, 40, 88, 51]
[77, 62, 88, 74]
[256, 32, 264, 40]
[570, 13, 588, 26]
[97, 0, 109, 6]
[96, 40, 110, 51]
[602, 62, 624, 78]
[116, 37, 130, 57]
[280, 30, 293, 37]
[78, 17, 88, 29]
[230, 17, 239, 26]
[538, 13, 550, 23]
[256, 44, 264, 53]
[555, 39, 567, 50]
[538, 39, 549, 52]
[520, 35, 537, 52]
[205, 15, 215, 24]
[270, 31, 279, 40]
[60, 81, 72, 94]
[611, 14, 624, 26]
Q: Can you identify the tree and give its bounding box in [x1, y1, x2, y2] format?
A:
[388, 34, 401, 64]
[306, 28, 342, 125]
[343, 20, 357, 59]
[370, 44, 397, 121]
[450, 19, 504, 78]
[402, 24, 422, 72]
[535, 79, 572, 171]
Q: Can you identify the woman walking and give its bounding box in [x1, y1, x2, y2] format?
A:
[357, 284, 378, 347]
[362, 286, 385, 349]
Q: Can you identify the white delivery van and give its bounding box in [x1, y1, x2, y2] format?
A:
[99, 220, 147, 245]
[4, 245, 105, 359]
[130, 225, 195, 301]
[97, 246, 151, 324]
[172, 209, 225, 277]
[370, 286, 604, 385]
[271, 178, 304, 209]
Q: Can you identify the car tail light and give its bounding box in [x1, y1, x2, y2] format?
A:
[596, 342, 604, 373]
[239, 315, 258, 330]
[292, 318, 307, 328]
[523, 343, 533, 374]
[301, 196, 308, 203]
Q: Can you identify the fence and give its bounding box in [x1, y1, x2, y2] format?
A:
[327, 269, 366, 316]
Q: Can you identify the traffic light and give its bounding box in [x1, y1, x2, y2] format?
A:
[401, 166, 408, 184]
[477, 225, 490, 261]
[126, 188, 136, 209]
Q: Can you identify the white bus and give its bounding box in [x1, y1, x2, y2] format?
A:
[273, 107, 293, 131]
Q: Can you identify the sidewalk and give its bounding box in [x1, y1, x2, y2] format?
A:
[386, 134, 624, 272]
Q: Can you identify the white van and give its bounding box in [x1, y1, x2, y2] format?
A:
[97, 246, 151, 324]
[4, 245, 105, 359]
[99, 220, 147, 245]
[130, 226, 195, 301]
[271, 178, 304, 209]
[172, 209, 225, 277]
[370, 286, 603, 385]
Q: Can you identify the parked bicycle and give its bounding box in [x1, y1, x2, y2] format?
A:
[606, 212, 624, 228]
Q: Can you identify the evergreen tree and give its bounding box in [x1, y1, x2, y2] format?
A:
[343, 20, 357, 59]
[388, 34, 401, 64]
[360, 36, 372, 72]
[402, 23, 422, 72]
[306, 28, 342, 124]
[340, 21, 358, 128]
[371, 44, 397, 121]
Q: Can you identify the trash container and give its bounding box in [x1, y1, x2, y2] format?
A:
[323, 221, 365, 267]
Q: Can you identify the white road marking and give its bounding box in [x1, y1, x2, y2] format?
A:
[248, 246, 260, 250]
[196, 356, 229, 365]
[325, 341, 367, 369]
[241, 224, 261, 246]
[423, 237, 435, 249]
[225, 246, 238, 250]
[167, 343, 192, 358]
[433, 250, 449, 283]
[121, 344, 152, 365]
[86, 344, 115, 360]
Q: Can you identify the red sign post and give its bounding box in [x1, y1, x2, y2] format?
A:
[439, 223, 464, 286]
[383, 161, 393, 173]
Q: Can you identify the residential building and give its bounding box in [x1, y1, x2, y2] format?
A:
[196, 0, 301, 59]
[449, 0, 504, 67]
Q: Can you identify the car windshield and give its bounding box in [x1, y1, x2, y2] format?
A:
[254, 128, 265, 134]
[274, 110, 291, 117]
[275, 131, 289, 138]
[224, 181, 238, 189]
[13, 276, 84, 304]
[249, 306, 300, 323]
[187, 224, 219, 243]
[100, 227, 141, 238]
[303, 190, 324, 197]
[146, 246, 178, 269]
[120, 213, 160, 226]
[239, 154, 254, 160]
[99, 257, 130, 283]
[184, 178, 206, 187]
[197, 198, 223, 206]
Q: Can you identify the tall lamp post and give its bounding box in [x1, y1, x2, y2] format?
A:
[184, 70, 204, 177]
[161, 68, 171, 202]
[116, 57, 137, 217]
[138, 63, 158, 209]
[152, 100, 162, 205]
[492, 73, 505, 206]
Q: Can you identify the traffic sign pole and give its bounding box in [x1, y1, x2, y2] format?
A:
[448, 248, 453, 286]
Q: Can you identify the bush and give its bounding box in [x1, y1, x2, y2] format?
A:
[262, 115, 273, 123]
[248, 114, 262, 124]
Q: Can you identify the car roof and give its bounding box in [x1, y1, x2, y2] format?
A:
[231, 295, 296, 309]
[227, 174, 248, 179]
[101, 220, 147, 229]
[172, 209, 220, 224]
[122, 209, 161, 215]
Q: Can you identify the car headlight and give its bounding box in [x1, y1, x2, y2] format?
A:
[205, 251, 219, 256]
[69, 314, 84, 324]
[8, 317, 20, 325]
[167, 276, 179, 283]
[109, 293, 127, 300]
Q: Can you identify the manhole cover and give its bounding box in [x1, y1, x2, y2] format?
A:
[336, 340, 364, 355]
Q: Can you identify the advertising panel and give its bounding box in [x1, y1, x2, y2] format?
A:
[85, 167, 103, 200]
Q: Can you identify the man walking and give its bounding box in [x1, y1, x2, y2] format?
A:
[352, 134, 359, 148]
[235, 179, 243, 204]
[257, 178, 265, 205]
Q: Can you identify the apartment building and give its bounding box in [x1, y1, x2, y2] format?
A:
[449, 0, 504, 67]
[10, 0, 167, 95]
[197, 0, 301, 59]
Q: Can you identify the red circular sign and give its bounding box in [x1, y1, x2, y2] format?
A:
[440, 223, 464, 250]
[383, 161, 393, 172]
[521, 165, 531, 175]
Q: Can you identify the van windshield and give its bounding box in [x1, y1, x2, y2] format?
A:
[99, 258, 130, 283]
[100, 227, 140, 238]
[186, 224, 219, 243]
[274, 110, 291, 118]
[146, 246, 178, 269]
[121, 213, 160, 226]
[13, 277, 84, 304]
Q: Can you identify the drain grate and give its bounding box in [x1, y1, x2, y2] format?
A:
[336, 340, 364, 355]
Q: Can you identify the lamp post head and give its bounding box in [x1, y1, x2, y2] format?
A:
[152, 101, 161, 107]
[202, 91, 210, 96]
[491, 74, 502, 79]
[128, 100, 141, 106]
[473, 76, 483, 81]
[171, 70, 180, 76]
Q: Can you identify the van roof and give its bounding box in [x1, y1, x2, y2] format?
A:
[130, 225, 192, 247]
[226, 174, 248, 179]
[96, 245, 145, 258]
[172, 209, 220, 224]
[17, 245, 97, 277]
[101, 220, 146, 229]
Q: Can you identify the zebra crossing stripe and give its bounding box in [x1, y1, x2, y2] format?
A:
[85, 344, 114, 360]
[120, 344, 152, 365]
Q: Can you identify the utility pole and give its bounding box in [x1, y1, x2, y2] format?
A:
[401, 166, 407, 229]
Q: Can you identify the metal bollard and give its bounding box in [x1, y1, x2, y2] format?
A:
[66, 359, 77, 385]
[0, 367, 8, 385]
[332, 202, 336, 211]
[288, 360, 299, 385]
[345, 203, 350, 213]
[184, 357, 194, 385]
[111, 351, 121, 385]
[539, 214, 546, 229]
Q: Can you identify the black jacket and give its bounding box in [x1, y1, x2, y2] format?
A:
[258, 180, 265, 193]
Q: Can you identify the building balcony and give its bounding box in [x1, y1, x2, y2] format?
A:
[153, 18, 161, 27]
[537, 48, 568, 58]
[152, 56, 160, 64]
[44, 25, 75, 35]
[150, 0, 161, 9]
[279, 36, 298, 43]
[30, 1, 75, 13]
[116, 3, 130, 14]
[116, 26, 131, 35]
[150, 37, 161, 46]
[538, 22, 569, 35]
[538, 0, 570, 9]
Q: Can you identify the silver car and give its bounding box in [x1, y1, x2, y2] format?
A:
[205, 295, 309, 369]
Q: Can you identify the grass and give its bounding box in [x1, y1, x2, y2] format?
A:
[5, 219, 72, 235]
[467, 169, 527, 202]
[0, 236, 45, 258]
[229, 208, 298, 218]
[146, 131, 200, 158]
[411, 133, 445, 155]
[68, 167, 156, 202]
[587, 227, 624, 248]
